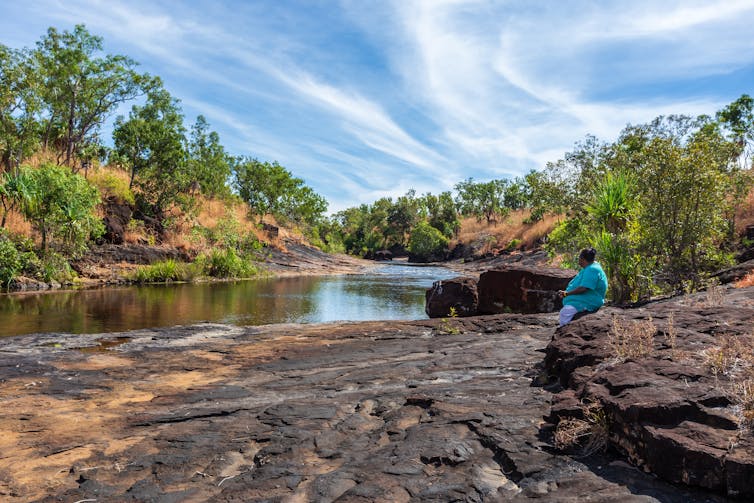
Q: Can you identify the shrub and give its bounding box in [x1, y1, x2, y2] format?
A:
[88, 170, 135, 205]
[132, 259, 193, 283]
[554, 401, 609, 456]
[196, 248, 257, 278]
[37, 252, 75, 283]
[505, 238, 522, 251]
[17, 163, 104, 255]
[408, 221, 449, 262]
[0, 237, 22, 287]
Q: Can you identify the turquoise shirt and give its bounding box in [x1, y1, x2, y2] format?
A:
[563, 262, 608, 312]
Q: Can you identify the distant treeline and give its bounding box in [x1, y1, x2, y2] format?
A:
[325, 97, 754, 303]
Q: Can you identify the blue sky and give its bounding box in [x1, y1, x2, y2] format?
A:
[3, 1, 754, 212]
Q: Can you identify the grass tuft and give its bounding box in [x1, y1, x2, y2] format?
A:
[609, 315, 657, 361]
[131, 259, 194, 283]
[554, 401, 609, 456]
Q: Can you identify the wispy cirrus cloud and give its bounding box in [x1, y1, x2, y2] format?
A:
[3, 0, 753, 211]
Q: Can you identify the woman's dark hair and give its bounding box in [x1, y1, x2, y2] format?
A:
[579, 248, 597, 263]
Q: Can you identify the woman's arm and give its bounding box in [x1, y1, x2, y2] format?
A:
[558, 286, 588, 298]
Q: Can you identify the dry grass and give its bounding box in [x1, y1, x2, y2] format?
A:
[554, 401, 609, 456]
[608, 315, 657, 361]
[2, 209, 33, 237]
[735, 186, 754, 236]
[735, 271, 754, 288]
[734, 378, 754, 426]
[451, 210, 560, 254]
[703, 285, 726, 307]
[699, 333, 754, 428]
[701, 334, 754, 380]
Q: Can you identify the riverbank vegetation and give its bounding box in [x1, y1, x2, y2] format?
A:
[0, 25, 327, 287]
[2, 25, 754, 302]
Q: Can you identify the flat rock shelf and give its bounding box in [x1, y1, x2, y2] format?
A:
[0, 309, 734, 501]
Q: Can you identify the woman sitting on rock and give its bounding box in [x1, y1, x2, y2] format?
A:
[557, 248, 608, 326]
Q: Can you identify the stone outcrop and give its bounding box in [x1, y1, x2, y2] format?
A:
[711, 259, 754, 284]
[0, 314, 713, 502]
[477, 265, 576, 314]
[544, 285, 754, 499]
[425, 276, 478, 317]
[374, 249, 393, 261]
[102, 199, 132, 245]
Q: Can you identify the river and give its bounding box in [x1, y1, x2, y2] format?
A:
[0, 263, 457, 337]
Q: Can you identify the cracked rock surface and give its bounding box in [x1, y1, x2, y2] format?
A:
[0, 312, 726, 501]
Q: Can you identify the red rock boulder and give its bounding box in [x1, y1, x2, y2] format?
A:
[477, 265, 575, 314]
[425, 276, 478, 318]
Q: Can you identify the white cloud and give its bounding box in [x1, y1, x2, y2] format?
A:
[3, 0, 753, 209]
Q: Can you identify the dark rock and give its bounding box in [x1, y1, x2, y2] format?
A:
[477, 265, 575, 314]
[746, 224, 754, 241]
[711, 259, 754, 284]
[374, 249, 393, 261]
[425, 276, 479, 317]
[0, 305, 736, 502]
[544, 288, 754, 499]
[408, 249, 448, 263]
[388, 243, 408, 258]
[8, 276, 57, 291]
[102, 199, 132, 245]
[262, 222, 279, 237]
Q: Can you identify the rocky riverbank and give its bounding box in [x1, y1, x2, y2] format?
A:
[0, 290, 743, 501]
[8, 239, 372, 292]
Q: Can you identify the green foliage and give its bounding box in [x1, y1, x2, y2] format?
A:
[505, 238, 522, 251]
[233, 157, 327, 227]
[629, 116, 740, 289]
[408, 221, 448, 262]
[546, 218, 591, 268]
[454, 178, 509, 224]
[196, 248, 257, 278]
[16, 163, 103, 255]
[0, 45, 41, 171]
[88, 170, 135, 205]
[35, 251, 75, 283]
[197, 214, 262, 253]
[33, 25, 150, 168]
[0, 236, 22, 287]
[131, 259, 193, 283]
[386, 190, 421, 246]
[544, 104, 752, 301]
[187, 115, 233, 199]
[585, 171, 635, 234]
[113, 84, 189, 220]
[424, 191, 460, 238]
[716, 94, 754, 169]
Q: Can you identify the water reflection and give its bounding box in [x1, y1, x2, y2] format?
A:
[0, 263, 456, 337]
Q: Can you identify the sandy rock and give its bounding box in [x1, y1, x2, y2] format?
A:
[0, 313, 715, 502]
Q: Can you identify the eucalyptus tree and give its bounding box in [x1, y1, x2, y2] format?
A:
[422, 191, 459, 238]
[33, 25, 150, 169]
[387, 190, 421, 246]
[188, 115, 233, 198]
[233, 157, 327, 227]
[454, 177, 508, 224]
[0, 45, 41, 171]
[716, 94, 754, 169]
[112, 85, 189, 226]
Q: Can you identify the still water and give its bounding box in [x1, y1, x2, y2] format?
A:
[0, 263, 456, 337]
